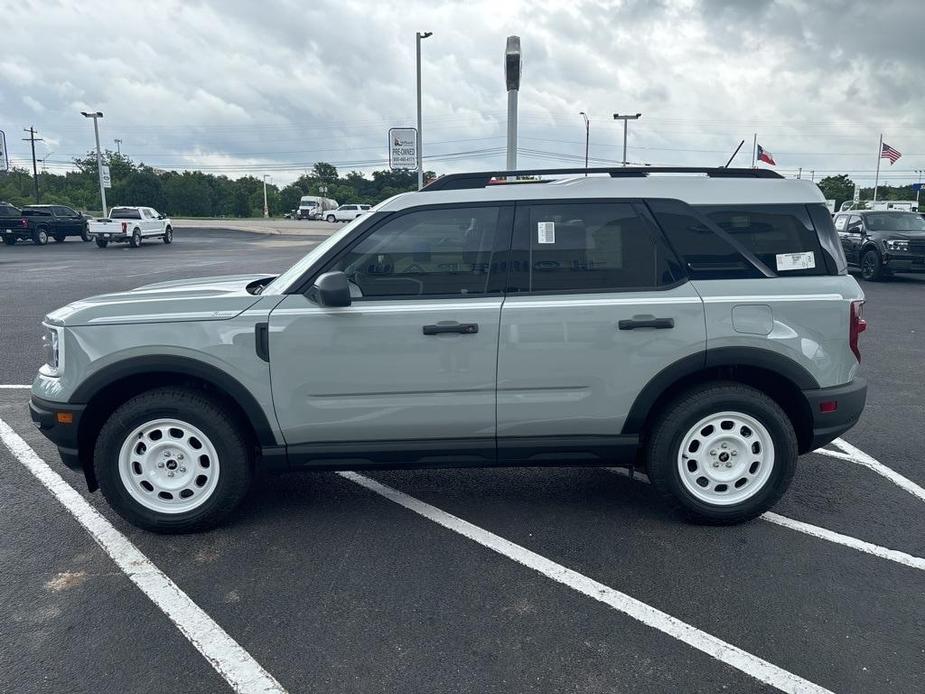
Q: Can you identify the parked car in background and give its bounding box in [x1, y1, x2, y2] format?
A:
[325, 204, 371, 222]
[833, 210, 925, 280]
[1, 201, 22, 244]
[2, 204, 91, 245]
[87, 206, 173, 248]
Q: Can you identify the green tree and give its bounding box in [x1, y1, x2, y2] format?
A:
[312, 162, 338, 182]
[279, 184, 304, 214]
[817, 174, 855, 211]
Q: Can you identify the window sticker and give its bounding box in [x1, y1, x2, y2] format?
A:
[537, 221, 556, 244]
[775, 251, 815, 271]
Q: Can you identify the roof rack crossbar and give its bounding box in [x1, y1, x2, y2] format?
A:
[422, 167, 783, 191]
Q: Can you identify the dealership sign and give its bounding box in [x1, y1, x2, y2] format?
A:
[389, 127, 417, 170]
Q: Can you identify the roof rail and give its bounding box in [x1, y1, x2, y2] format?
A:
[422, 167, 784, 192]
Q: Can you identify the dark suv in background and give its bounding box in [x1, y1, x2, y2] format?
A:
[834, 210, 925, 280]
[2, 204, 91, 246]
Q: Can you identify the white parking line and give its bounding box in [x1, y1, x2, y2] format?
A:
[821, 438, 925, 503]
[339, 470, 831, 694]
[0, 419, 287, 694]
[0, 384, 31, 389]
[606, 467, 925, 572]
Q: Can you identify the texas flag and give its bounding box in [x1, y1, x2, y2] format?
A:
[757, 144, 776, 166]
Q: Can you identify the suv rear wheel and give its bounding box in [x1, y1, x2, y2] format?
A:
[646, 382, 797, 524]
[94, 387, 253, 533]
[33, 227, 48, 245]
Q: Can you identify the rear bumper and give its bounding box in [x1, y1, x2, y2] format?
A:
[802, 377, 867, 452]
[29, 396, 85, 471]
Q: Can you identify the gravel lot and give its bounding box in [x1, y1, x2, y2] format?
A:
[0, 229, 922, 694]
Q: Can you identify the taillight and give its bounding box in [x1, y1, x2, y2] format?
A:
[849, 300, 867, 362]
[19, 218, 27, 227]
[121, 222, 127, 233]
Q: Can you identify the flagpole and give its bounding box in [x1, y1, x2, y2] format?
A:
[873, 133, 882, 203]
[751, 133, 757, 168]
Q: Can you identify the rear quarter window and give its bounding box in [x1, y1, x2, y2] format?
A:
[22, 208, 51, 217]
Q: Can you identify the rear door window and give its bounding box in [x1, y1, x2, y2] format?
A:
[507, 202, 683, 293]
[0, 204, 19, 218]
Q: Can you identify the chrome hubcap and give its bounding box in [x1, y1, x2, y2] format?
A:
[677, 411, 774, 506]
[118, 418, 220, 514]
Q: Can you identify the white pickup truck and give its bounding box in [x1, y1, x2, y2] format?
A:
[87, 206, 173, 248]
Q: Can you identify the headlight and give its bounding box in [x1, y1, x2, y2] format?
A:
[885, 239, 909, 252]
[40, 324, 64, 377]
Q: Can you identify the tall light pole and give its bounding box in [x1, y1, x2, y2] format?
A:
[415, 31, 432, 190]
[505, 36, 522, 171]
[114, 138, 122, 155]
[579, 112, 589, 171]
[262, 175, 270, 218]
[81, 111, 107, 216]
[612, 113, 641, 167]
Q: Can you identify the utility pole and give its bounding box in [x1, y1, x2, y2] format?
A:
[22, 126, 43, 202]
[505, 36, 522, 171]
[579, 112, 589, 171]
[415, 31, 433, 190]
[81, 111, 107, 216]
[114, 138, 122, 155]
[262, 175, 270, 218]
[612, 113, 641, 167]
[873, 133, 883, 203]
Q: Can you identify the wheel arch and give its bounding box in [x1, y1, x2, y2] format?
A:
[71, 356, 278, 490]
[623, 348, 818, 454]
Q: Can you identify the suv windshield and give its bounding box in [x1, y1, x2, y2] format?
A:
[865, 212, 925, 233]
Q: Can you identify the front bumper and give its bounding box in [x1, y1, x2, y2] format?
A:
[883, 253, 925, 273]
[802, 377, 867, 451]
[29, 396, 85, 471]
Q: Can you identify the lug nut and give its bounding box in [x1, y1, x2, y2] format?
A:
[731, 450, 738, 457]
[710, 449, 717, 456]
[177, 454, 184, 461]
[721, 443, 727, 449]
[164, 451, 170, 457]
[157, 462, 165, 468]
[725, 462, 732, 468]
[179, 466, 186, 473]
[167, 471, 175, 477]
[712, 462, 719, 468]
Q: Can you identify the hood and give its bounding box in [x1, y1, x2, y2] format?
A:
[46, 273, 276, 327]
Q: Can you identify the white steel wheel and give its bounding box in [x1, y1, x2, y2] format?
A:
[117, 418, 220, 514]
[677, 411, 775, 506]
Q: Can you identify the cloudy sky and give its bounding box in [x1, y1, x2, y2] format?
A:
[1, 0, 923, 186]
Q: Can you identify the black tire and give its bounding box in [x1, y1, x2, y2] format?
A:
[646, 382, 798, 525]
[129, 228, 142, 248]
[860, 248, 885, 281]
[81, 225, 91, 242]
[95, 238, 109, 248]
[3, 236, 16, 246]
[326, 214, 336, 223]
[163, 226, 173, 244]
[33, 227, 48, 245]
[53, 234, 66, 243]
[94, 387, 253, 533]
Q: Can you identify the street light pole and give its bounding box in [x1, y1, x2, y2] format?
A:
[114, 138, 122, 155]
[262, 175, 270, 218]
[579, 112, 589, 171]
[612, 113, 641, 167]
[415, 31, 432, 190]
[916, 169, 923, 210]
[505, 36, 522, 171]
[81, 111, 107, 216]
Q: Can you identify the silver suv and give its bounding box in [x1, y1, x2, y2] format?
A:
[30, 167, 868, 532]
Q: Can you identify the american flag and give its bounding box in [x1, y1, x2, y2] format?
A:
[881, 142, 902, 165]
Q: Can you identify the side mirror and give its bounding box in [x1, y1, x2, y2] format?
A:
[309, 271, 351, 307]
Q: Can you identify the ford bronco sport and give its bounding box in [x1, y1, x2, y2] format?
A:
[30, 167, 867, 532]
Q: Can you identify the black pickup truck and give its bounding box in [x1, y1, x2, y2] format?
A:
[1, 204, 91, 245]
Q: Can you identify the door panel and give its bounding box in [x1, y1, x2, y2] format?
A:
[268, 295, 502, 443]
[497, 285, 705, 437]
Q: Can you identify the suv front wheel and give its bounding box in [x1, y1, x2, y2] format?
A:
[94, 387, 252, 533]
[646, 382, 797, 524]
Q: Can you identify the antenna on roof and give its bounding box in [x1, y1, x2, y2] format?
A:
[724, 140, 745, 168]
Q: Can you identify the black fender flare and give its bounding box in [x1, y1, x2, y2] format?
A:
[622, 347, 819, 435]
[70, 355, 278, 447]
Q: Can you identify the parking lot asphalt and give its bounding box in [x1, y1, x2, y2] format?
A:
[0, 229, 923, 693]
